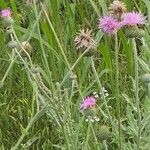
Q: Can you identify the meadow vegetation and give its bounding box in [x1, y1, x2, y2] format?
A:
[0, 0, 150, 149]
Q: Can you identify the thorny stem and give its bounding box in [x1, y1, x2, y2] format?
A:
[115, 34, 121, 149]
[132, 38, 141, 150]
[103, 140, 108, 150]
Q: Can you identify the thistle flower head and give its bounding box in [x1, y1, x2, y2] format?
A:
[80, 96, 96, 111]
[121, 12, 145, 26]
[109, 0, 127, 14]
[1, 9, 11, 18]
[99, 16, 120, 34]
[75, 29, 95, 50]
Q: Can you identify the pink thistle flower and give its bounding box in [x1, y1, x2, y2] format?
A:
[99, 16, 120, 34]
[121, 12, 145, 26]
[1, 9, 11, 18]
[80, 96, 96, 111]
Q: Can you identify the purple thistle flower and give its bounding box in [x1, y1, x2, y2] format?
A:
[121, 12, 145, 26]
[1, 9, 12, 18]
[99, 15, 120, 34]
[80, 96, 96, 111]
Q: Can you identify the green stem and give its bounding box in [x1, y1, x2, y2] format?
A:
[132, 38, 141, 150]
[41, 3, 71, 70]
[103, 140, 108, 150]
[90, 123, 100, 150]
[33, 2, 54, 90]
[84, 123, 91, 150]
[11, 26, 33, 66]
[148, 83, 150, 98]
[1, 49, 16, 84]
[90, 57, 112, 123]
[115, 34, 121, 149]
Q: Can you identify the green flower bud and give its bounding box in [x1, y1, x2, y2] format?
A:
[7, 41, 18, 49]
[83, 107, 97, 117]
[125, 26, 145, 38]
[142, 74, 150, 84]
[3, 17, 14, 27]
[97, 125, 111, 141]
[6, 28, 13, 35]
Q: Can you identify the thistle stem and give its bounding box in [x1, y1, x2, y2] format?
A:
[115, 34, 121, 149]
[103, 140, 108, 150]
[132, 38, 141, 150]
[90, 57, 112, 123]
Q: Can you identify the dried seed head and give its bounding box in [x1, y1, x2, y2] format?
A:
[109, 0, 127, 15]
[75, 29, 95, 50]
[21, 41, 32, 51]
[20, 41, 33, 56]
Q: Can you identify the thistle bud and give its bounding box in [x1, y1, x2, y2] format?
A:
[125, 26, 145, 38]
[142, 74, 150, 84]
[6, 28, 13, 35]
[83, 107, 97, 117]
[97, 125, 111, 141]
[3, 17, 14, 27]
[7, 40, 18, 49]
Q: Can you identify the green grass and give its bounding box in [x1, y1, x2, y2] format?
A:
[0, 0, 150, 149]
